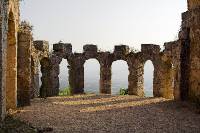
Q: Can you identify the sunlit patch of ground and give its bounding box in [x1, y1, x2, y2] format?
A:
[12, 94, 200, 133]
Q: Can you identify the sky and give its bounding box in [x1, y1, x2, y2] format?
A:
[20, 0, 187, 52]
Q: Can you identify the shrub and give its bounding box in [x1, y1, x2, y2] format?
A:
[59, 87, 72, 96]
[119, 88, 128, 95]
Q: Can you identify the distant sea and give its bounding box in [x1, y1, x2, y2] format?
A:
[41, 59, 154, 97]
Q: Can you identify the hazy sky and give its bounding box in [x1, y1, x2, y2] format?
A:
[20, 0, 187, 52]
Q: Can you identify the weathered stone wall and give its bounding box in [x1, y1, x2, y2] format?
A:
[0, 0, 19, 121]
[164, 41, 182, 100]
[188, 8, 200, 102]
[181, 6, 200, 102]
[39, 43, 175, 99]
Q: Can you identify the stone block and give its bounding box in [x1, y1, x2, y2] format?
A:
[53, 43, 72, 54]
[114, 45, 129, 55]
[34, 40, 49, 52]
[83, 44, 98, 53]
[83, 45, 98, 59]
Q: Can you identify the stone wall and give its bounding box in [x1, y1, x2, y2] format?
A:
[0, 0, 19, 121]
[181, 6, 200, 102]
[36, 43, 175, 99]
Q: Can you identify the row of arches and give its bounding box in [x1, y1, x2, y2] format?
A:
[56, 58, 154, 97]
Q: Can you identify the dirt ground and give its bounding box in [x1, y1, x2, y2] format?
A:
[11, 94, 200, 133]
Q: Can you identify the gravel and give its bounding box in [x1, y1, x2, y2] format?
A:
[12, 94, 200, 133]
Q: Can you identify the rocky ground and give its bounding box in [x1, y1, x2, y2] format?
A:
[0, 116, 36, 133]
[6, 94, 200, 133]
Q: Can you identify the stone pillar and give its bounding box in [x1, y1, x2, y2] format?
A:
[33, 40, 49, 97]
[153, 63, 162, 97]
[154, 62, 174, 99]
[128, 60, 144, 97]
[69, 64, 84, 94]
[0, 0, 8, 121]
[100, 64, 111, 94]
[164, 41, 182, 100]
[69, 54, 84, 94]
[40, 58, 52, 98]
[30, 56, 40, 98]
[17, 31, 32, 106]
[46, 54, 62, 97]
[30, 66, 40, 98]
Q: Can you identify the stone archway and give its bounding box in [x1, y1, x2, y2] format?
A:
[6, 11, 17, 109]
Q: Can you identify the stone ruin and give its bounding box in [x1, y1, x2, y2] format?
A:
[0, 0, 200, 121]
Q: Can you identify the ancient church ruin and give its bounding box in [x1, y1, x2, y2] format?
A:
[0, 0, 200, 121]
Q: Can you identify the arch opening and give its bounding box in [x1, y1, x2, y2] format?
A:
[58, 59, 69, 93]
[111, 60, 129, 95]
[144, 60, 154, 97]
[84, 59, 100, 94]
[6, 11, 17, 109]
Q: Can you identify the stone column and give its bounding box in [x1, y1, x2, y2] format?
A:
[69, 54, 84, 94]
[17, 31, 32, 107]
[0, 0, 8, 121]
[40, 58, 52, 98]
[30, 45, 41, 98]
[69, 64, 84, 94]
[31, 69, 40, 98]
[154, 62, 174, 99]
[128, 61, 144, 97]
[153, 63, 164, 97]
[46, 54, 62, 97]
[100, 64, 111, 94]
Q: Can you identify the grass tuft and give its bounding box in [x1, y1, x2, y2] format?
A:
[119, 88, 128, 95]
[59, 87, 72, 96]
